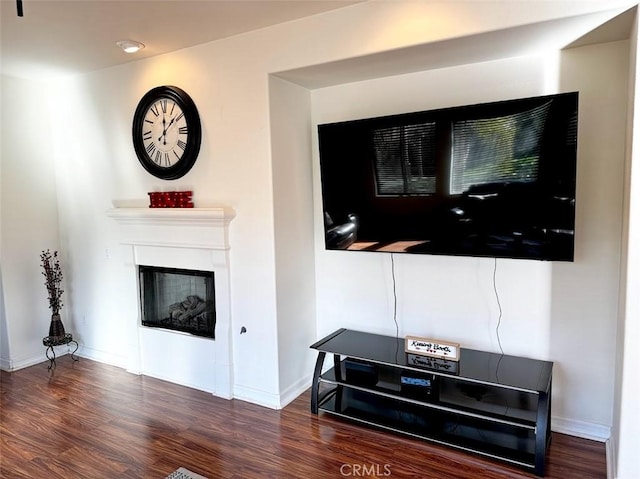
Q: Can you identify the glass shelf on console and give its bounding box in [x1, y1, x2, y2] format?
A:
[320, 362, 538, 427]
[319, 387, 537, 470]
[311, 328, 552, 393]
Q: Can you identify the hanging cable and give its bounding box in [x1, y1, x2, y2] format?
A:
[390, 253, 400, 360]
[17, 0, 23, 17]
[493, 257, 504, 355]
[391, 253, 399, 336]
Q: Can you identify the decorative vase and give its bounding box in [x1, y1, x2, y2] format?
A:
[49, 313, 66, 339]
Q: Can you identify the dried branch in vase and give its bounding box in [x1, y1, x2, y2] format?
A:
[40, 249, 64, 315]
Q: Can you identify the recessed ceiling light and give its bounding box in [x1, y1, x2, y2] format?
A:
[116, 40, 145, 54]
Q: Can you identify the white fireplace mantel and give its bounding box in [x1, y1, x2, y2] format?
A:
[107, 206, 236, 399]
[107, 207, 235, 226]
[107, 207, 235, 250]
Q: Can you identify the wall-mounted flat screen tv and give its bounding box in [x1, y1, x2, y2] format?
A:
[317, 92, 578, 261]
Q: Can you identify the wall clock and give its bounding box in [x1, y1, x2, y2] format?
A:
[132, 85, 201, 180]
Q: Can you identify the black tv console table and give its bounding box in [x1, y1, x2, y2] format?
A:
[310, 328, 553, 476]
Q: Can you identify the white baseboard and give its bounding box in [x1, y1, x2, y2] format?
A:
[140, 368, 216, 392]
[3, 343, 307, 412]
[0, 345, 73, 372]
[233, 383, 283, 409]
[234, 375, 311, 410]
[0, 350, 618, 450]
[279, 374, 312, 409]
[552, 416, 611, 442]
[75, 345, 127, 369]
[0, 354, 43, 371]
[606, 437, 616, 479]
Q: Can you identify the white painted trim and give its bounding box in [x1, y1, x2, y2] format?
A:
[138, 368, 233, 399]
[76, 345, 128, 370]
[110, 240, 229, 251]
[107, 206, 236, 399]
[606, 437, 616, 479]
[106, 207, 235, 228]
[75, 351, 233, 401]
[234, 376, 311, 410]
[233, 384, 283, 410]
[107, 207, 235, 251]
[278, 375, 313, 409]
[552, 416, 611, 442]
[0, 346, 74, 372]
[0, 354, 42, 371]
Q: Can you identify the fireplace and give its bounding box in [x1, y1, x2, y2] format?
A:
[108, 206, 235, 398]
[139, 266, 216, 339]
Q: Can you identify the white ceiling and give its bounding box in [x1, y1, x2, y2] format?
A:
[276, 6, 637, 89]
[1, 1, 636, 83]
[0, 0, 361, 79]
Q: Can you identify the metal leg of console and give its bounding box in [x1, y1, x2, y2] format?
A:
[311, 351, 326, 414]
[534, 385, 551, 476]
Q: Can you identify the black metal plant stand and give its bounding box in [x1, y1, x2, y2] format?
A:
[42, 333, 79, 370]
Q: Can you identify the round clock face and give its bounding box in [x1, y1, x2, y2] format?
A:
[132, 86, 201, 180]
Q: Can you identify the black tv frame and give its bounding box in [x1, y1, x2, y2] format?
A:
[317, 92, 578, 261]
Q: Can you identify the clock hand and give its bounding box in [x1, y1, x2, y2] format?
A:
[160, 116, 179, 139]
[158, 114, 168, 144]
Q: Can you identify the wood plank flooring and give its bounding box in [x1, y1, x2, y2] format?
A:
[1, 357, 606, 478]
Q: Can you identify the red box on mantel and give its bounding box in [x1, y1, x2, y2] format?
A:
[148, 191, 194, 208]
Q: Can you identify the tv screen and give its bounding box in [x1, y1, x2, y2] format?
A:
[317, 92, 578, 261]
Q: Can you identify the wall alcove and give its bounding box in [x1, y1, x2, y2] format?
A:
[267, 4, 634, 439]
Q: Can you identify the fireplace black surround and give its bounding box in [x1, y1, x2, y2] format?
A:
[139, 265, 216, 339]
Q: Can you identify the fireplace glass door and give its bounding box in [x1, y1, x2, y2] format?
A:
[139, 266, 216, 339]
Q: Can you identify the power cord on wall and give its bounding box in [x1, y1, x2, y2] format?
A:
[390, 253, 400, 360]
[391, 253, 399, 337]
[493, 257, 504, 355]
[389, 255, 504, 357]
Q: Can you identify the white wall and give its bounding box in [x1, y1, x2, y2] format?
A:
[310, 43, 628, 436]
[45, 47, 285, 400]
[551, 41, 630, 438]
[311, 55, 554, 357]
[614, 11, 640, 479]
[269, 76, 318, 405]
[0, 75, 62, 370]
[0, 73, 6, 365]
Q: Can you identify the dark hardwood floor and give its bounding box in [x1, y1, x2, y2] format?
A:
[1, 357, 606, 479]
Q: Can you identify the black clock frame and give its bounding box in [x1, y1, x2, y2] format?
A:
[132, 85, 202, 180]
